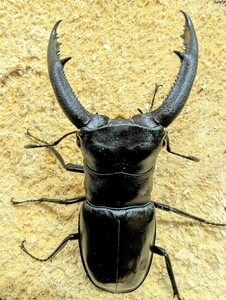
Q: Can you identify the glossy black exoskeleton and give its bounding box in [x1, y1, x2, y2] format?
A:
[12, 11, 225, 300]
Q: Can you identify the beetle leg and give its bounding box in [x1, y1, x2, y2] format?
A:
[153, 201, 226, 226]
[164, 134, 200, 162]
[20, 233, 79, 261]
[151, 245, 181, 300]
[25, 130, 84, 173]
[11, 195, 86, 205]
[44, 145, 84, 173]
[25, 129, 77, 148]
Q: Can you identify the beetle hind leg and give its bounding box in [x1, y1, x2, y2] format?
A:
[20, 233, 79, 262]
[151, 245, 181, 300]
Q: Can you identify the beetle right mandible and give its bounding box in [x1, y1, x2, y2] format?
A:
[12, 11, 226, 300]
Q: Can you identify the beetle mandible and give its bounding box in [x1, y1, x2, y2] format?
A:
[12, 11, 226, 300]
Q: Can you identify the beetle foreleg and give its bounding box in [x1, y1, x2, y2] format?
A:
[25, 129, 77, 148]
[20, 233, 79, 261]
[43, 145, 84, 173]
[25, 130, 84, 173]
[151, 245, 181, 300]
[11, 196, 86, 205]
[165, 134, 200, 162]
[153, 201, 226, 226]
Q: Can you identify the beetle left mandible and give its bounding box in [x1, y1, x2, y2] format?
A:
[12, 11, 225, 300]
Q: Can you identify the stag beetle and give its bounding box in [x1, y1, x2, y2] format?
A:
[12, 11, 226, 300]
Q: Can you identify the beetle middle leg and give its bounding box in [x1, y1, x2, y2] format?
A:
[153, 201, 226, 226]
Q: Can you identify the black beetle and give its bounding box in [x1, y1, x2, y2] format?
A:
[12, 11, 225, 300]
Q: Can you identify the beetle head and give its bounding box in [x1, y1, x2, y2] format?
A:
[48, 11, 198, 173]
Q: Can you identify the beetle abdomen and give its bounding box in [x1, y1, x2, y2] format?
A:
[79, 201, 156, 293]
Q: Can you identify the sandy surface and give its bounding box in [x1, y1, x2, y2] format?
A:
[1, 1, 225, 300]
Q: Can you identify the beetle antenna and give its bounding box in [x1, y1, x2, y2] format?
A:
[138, 84, 162, 114]
[150, 84, 163, 111]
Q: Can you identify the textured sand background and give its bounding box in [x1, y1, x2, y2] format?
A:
[0, 1, 225, 300]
